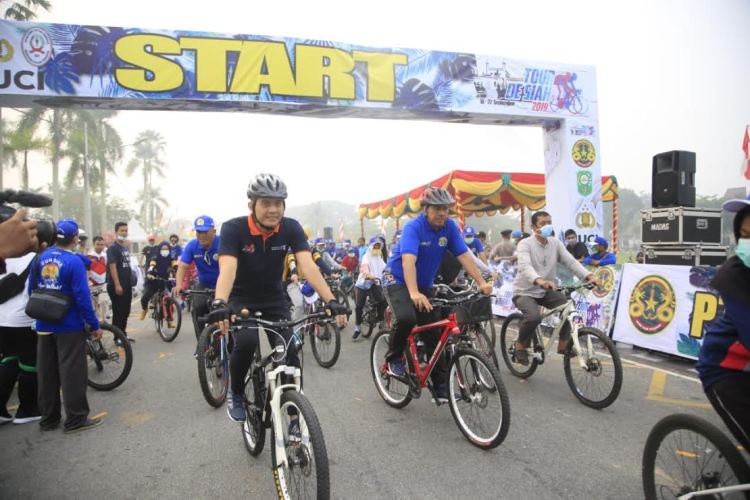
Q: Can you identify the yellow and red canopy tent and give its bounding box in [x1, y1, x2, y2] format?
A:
[358, 170, 620, 251]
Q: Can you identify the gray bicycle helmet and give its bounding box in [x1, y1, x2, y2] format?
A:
[419, 187, 455, 206]
[247, 173, 288, 200]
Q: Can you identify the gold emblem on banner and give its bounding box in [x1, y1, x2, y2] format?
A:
[572, 139, 596, 168]
[0, 39, 13, 62]
[629, 275, 676, 334]
[575, 209, 596, 229]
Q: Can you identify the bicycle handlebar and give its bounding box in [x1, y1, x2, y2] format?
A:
[181, 288, 215, 296]
[557, 282, 596, 293]
[230, 310, 330, 331]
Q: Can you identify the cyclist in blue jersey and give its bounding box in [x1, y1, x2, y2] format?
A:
[382, 187, 492, 402]
[174, 215, 220, 343]
[207, 174, 348, 427]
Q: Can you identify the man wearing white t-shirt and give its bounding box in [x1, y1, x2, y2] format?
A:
[0, 252, 41, 424]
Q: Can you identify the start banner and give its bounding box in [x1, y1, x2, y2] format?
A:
[611, 264, 722, 360]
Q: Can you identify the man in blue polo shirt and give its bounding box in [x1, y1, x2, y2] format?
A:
[174, 215, 220, 342]
[583, 236, 616, 267]
[383, 187, 492, 402]
[463, 225, 487, 264]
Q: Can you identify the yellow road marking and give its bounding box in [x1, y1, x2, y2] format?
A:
[121, 411, 153, 426]
[646, 371, 712, 409]
[8, 404, 18, 412]
[91, 411, 108, 420]
[158, 352, 175, 360]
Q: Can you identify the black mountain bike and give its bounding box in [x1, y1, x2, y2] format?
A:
[86, 322, 133, 391]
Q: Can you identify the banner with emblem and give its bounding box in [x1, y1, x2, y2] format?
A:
[611, 264, 722, 360]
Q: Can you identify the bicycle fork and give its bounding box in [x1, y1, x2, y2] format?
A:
[269, 366, 303, 469]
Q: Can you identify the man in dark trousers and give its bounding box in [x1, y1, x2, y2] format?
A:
[32, 218, 103, 433]
[107, 222, 134, 342]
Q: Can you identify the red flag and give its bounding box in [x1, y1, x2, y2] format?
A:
[743, 125, 750, 180]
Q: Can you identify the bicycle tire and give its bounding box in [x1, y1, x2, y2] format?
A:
[369, 330, 412, 409]
[563, 327, 622, 409]
[642, 413, 750, 500]
[157, 296, 182, 342]
[87, 323, 133, 391]
[446, 348, 511, 450]
[363, 308, 377, 339]
[334, 289, 351, 317]
[500, 314, 539, 378]
[310, 321, 341, 369]
[196, 324, 229, 407]
[242, 365, 266, 456]
[271, 391, 330, 500]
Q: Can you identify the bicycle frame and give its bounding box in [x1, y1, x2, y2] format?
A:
[405, 315, 460, 388]
[530, 298, 589, 370]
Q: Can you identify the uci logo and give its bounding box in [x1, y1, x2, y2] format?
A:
[628, 275, 676, 334]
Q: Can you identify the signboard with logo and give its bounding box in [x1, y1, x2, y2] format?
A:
[611, 263, 722, 360]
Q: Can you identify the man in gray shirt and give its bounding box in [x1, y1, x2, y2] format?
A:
[512, 211, 601, 364]
[490, 229, 517, 263]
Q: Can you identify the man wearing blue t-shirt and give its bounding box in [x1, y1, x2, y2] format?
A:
[383, 188, 492, 402]
[174, 215, 220, 341]
[463, 225, 487, 264]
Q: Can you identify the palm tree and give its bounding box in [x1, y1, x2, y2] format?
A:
[3, 119, 48, 190]
[126, 130, 166, 233]
[136, 185, 168, 233]
[93, 112, 123, 235]
[1, 0, 51, 20]
[18, 107, 75, 219]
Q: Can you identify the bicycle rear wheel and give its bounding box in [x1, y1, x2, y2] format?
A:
[642, 413, 750, 500]
[87, 323, 133, 391]
[157, 296, 182, 342]
[196, 325, 229, 407]
[310, 321, 341, 369]
[463, 323, 498, 368]
[369, 330, 412, 409]
[272, 391, 330, 500]
[563, 327, 622, 409]
[447, 348, 511, 450]
[499, 314, 539, 378]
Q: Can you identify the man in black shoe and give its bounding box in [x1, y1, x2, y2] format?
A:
[208, 174, 348, 427]
[30, 219, 103, 433]
[107, 222, 134, 342]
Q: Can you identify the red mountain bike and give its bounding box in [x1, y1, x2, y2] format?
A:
[370, 284, 511, 450]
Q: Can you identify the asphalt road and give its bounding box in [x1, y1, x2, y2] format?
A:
[0, 311, 729, 499]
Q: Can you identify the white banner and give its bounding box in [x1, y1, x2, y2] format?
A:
[611, 264, 722, 360]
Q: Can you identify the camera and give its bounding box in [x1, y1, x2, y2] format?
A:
[0, 189, 56, 249]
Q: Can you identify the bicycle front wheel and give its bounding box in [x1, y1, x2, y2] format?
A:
[642, 413, 750, 500]
[242, 365, 266, 457]
[272, 391, 330, 500]
[563, 327, 622, 409]
[157, 296, 182, 342]
[87, 323, 133, 391]
[196, 325, 229, 407]
[369, 330, 411, 409]
[447, 348, 511, 450]
[310, 322, 341, 369]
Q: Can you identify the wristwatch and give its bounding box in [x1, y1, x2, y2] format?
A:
[210, 298, 227, 310]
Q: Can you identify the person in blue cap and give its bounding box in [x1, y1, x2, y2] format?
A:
[31, 218, 103, 433]
[463, 225, 487, 264]
[511, 229, 524, 245]
[697, 193, 750, 454]
[583, 236, 616, 267]
[175, 215, 220, 342]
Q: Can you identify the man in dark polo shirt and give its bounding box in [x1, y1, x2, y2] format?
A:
[107, 221, 134, 342]
[208, 173, 348, 428]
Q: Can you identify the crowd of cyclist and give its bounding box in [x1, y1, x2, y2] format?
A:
[1, 173, 747, 473]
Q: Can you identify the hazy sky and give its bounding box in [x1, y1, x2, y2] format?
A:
[8, 0, 750, 224]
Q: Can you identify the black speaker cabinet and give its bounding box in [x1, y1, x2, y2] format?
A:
[652, 150, 696, 208]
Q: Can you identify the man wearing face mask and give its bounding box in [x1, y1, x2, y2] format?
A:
[463, 226, 488, 264]
[139, 241, 176, 325]
[696, 194, 750, 453]
[564, 229, 589, 262]
[512, 211, 601, 365]
[583, 236, 616, 267]
[107, 222, 134, 342]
